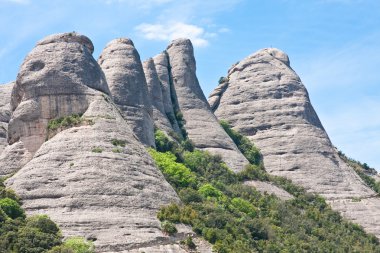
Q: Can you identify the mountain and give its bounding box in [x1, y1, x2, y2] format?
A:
[0, 32, 379, 252]
[209, 47, 380, 238]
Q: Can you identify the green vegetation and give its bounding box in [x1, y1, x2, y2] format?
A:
[338, 150, 380, 195]
[111, 139, 126, 147]
[0, 179, 94, 252]
[48, 237, 95, 253]
[151, 129, 380, 252]
[47, 114, 92, 131]
[161, 221, 177, 235]
[91, 147, 103, 153]
[220, 120, 261, 165]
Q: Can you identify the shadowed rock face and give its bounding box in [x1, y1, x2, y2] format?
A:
[99, 38, 155, 147]
[210, 47, 380, 238]
[165, 39, 249, 172]
[8, 32, 109, 155]
[143, 58, 176, 136]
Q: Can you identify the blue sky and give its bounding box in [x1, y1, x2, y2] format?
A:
[0, 0, 379, 169]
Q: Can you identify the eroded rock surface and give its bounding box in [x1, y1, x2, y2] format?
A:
[99, 38, 155, 147]
[0, 82, 13, 154]
[143, 58, 175, 136]
[166, 39, 249, 172]
[210, 47, 380, 237]
[7, 96, 180, 252]
[8, 32, 109, 155]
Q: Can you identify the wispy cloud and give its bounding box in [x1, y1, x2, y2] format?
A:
[135, 22, 214, 47]
[0, 0, 30, 4]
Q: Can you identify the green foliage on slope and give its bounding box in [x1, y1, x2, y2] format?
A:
[151, 129, 380, 253]
[338, 150, 380, 195]
[220, 120, 261, 165]
[0, 179, 94, 253]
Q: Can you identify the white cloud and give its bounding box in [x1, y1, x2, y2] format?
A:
[135, 22, 210, 47]
[102, 0, 173, 8]
[0, 0, 30, 4]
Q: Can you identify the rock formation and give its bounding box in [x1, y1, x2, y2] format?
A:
[8, 33, 110, 155]
[209, 47, 380, 238]
[98, 38, 155, 147]
[0, 82, 13, 154]
[162, 39, 249, 172]
[143, 58, 176, 136]
[2, 33, 199, 252]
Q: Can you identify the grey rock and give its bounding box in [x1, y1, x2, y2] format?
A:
[99, 38, 155, 147]
[143, 58, 175, 136]
[166, 39, 249, 172]
[152, 52, 183, 137]
[6, 95, 180, 252]
[210, 47, 380, 237]
[8, 32, 109, 155]
[0, 82, 13, 154]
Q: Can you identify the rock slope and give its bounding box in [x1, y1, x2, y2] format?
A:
[2, 33, 191, 252]
[162, 39, 249, 172]
[98, 38, 155, 147]
[0, 82, 13, 154]
[210, 47, 380, 237]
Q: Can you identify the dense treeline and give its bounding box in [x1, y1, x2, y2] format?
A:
[0, 178, 94, 253]
[151, 128, 380, 253]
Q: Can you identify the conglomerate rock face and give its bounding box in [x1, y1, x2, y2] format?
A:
[8, 32, 109, 155]
[209, 47, 380, 237]
[165, 39, 249, 172]
[98, 38, 155, 147]
[1, 33, 189, 252]
[143, 58, 175, 136]
[0, 82, 13, 154]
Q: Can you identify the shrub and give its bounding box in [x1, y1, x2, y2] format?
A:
[155, 130, 174, 153]
[181, 236, 196, 249]
[26, 215, 60, 235]
[63, 237, 95, 253]
[12, 226, 61, 253]
[0, 198, 25, 219]
[149, 149, 196, 188]
[91, 147, 103, 153]
[161, 221, 177, 235]
[198, 184, 223, 199]
[220, 120, 261, 165]
[111, 139, 126, 147]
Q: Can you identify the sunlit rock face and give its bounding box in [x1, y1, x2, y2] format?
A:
[99, 38, 155, 147]
[210, 47, 380, 238]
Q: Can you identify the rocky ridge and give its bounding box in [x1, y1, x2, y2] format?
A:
[209, 47, 380, 238]
[0, 32, 379, 251]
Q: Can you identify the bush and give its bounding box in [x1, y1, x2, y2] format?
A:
[12, 226, 61, 253]
[161, 221, 177, 235]
[181, 236, 196, 249]
[91, 147, 103, 153]
[220, 120, 261, 165]
[198, 184, 223, 199]
[111, 139, 126, 147]
[149, 149, 196, 188]
[0, 198, 25, 219]
[26, 215, 60, 235]
[155, 130, 174, 153]
[63, 237, 95, 253]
